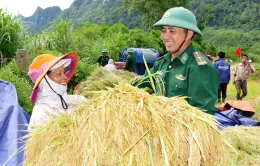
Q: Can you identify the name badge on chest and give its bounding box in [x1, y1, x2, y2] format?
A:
[175, 74, 186, 81]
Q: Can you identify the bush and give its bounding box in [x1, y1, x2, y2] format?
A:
[0, 61, 33, 115]
[249, 53, 260, 63]
[250, 63, 260, 80]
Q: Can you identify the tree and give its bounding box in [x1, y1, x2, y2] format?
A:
[122, 0, 188, 28]
[0, 9, 23, 58]
[49, 20, 75, 54]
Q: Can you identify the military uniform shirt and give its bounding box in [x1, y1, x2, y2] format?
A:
[97, 55, 110, 67]
[125, 54, 136, 72]
[139, 44, 219, 114]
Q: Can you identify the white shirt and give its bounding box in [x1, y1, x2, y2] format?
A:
[29, 76, 86, 129]
[234, 63, 255, 81]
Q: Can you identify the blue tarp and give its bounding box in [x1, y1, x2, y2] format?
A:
[0, 80, 30, 166]
[214, 109, 260, 128]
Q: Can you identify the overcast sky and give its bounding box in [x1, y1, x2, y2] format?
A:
[0, 0, 74, 17]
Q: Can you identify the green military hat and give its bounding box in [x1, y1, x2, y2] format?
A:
[154, 7, 202, 36]
[127, 48, 134, 53]
[101, 49, 108, 53]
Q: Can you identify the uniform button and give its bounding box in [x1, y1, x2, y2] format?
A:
[169, 65, 172, 68]
[175, 85, 178, 88]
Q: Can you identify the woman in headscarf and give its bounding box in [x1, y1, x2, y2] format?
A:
[104, 59, 117, 70]
[28, 52, 86, 129]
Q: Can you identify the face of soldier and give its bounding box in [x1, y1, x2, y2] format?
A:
[102, 52, 107, 56]
[48, 66, 67, 85]
[160, 26, 190, 53]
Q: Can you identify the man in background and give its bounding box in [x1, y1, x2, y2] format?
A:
[124, 48, 136, 72]
[214, 51, 230, 103]
[233, 54, 255, 100]
[97, 49, 110, 66]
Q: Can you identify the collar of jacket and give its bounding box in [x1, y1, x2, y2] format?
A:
[163, 43, 195, 64]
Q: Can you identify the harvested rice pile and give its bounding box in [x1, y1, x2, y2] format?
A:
[78, 67, 137, 98]
[223, 126, 260, 166]
[24, 84, 227, 166]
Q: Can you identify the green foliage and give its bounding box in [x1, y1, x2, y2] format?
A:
[24, 20, 75, 63]
[0, 61, 33, 115]
[57, 0, 142, 29]
[73, 22, 102, 62]
[122, 0, 188, 28]
[190, 0, 260, 29]
[192, 41, 203, 52]
[250, 63, 260, 81]
[48, 20, 75, 54]
[0, 9, 23, 57]
[21, 0, 260, 35]
[202, 28, 260, 62]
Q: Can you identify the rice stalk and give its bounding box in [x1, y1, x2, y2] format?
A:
[24, 84, 228, 166]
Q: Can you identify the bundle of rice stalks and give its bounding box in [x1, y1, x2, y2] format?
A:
[78, 67, 137, 98]
[223, 126, 260, 166]
[24, 84, 228, 165]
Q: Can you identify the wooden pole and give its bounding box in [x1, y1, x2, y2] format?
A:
[16, 49, 29, 73]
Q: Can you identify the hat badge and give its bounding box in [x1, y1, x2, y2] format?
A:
[164, 11, 171, 18]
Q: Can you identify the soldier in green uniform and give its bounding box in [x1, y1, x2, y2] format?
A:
[137, 7, 219, 114]
[124, 48, 136, 72]
[97, 49, 110, 66]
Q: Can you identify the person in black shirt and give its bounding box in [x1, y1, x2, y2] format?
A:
[97, 49, 110, 66]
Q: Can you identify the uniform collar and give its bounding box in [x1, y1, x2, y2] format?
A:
[164, 44, 195, 64]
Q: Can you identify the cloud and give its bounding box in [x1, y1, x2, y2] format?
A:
[0, 0, 74, 17]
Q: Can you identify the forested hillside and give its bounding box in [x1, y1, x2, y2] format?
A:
[23, 6, 62, 32]
[58, 0, 142, 29]
[201, 28, 260, 61]
[18, 0, 260, 60]
[190, 0, 260, 29]
[22, 0, 260, 32]
[22, 0, 143, 32]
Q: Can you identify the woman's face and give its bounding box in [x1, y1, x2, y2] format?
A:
[48, 66, 67, 85]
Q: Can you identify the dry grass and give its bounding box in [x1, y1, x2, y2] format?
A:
[220, 63, 260, 120]
[24, 84, 228, 166]
[223, 126, 260, 166]
[23, 64, 260, 165]
[78, 67, 137, 98]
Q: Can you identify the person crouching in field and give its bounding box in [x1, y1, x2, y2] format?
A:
[28, 52, 86, 129]
[233, 54, 255, 100]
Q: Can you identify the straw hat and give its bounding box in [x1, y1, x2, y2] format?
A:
[28, 52, 78, 103]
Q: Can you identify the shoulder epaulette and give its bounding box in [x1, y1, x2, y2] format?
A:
[193, 51, 208, 66]
[157, 56, 165, 61]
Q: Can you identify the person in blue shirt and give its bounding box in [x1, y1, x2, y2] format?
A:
[214, 52, 230, 103]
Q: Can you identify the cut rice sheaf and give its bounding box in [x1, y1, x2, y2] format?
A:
[24, 84, 227, 166]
